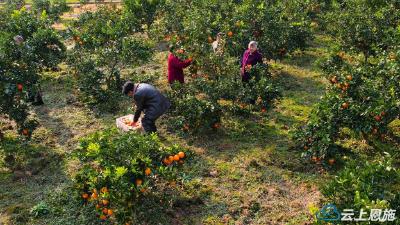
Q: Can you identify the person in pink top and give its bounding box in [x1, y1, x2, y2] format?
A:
[167, 46, 193, 84]
[240, 41, 263, 82]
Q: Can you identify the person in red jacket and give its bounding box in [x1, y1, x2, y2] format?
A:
[167, 46, 193, 84]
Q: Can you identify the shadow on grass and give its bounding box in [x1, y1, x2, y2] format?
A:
[0, 138, 67, 224]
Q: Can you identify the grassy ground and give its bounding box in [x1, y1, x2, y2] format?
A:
[1, 31, 360, 225]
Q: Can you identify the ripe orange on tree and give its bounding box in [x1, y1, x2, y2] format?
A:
[107, 209, 113, 216]
[341, 102, 349, 109]
[102, 208, 108, 214]
[227, 31, 233, 37]
[136, 179, 143, 186]
[168, 155, 174, 162]
[328, 158, 336, 165]
[346, 75, 353, 81]
[101, 187, 108, 193]
[91, 192, 98, 200]
[82, 193, 89, 199]
[145, 168, 151, 176]
[100, 215, 107, 220]
[163, 158, 172, 165]
[178, 151, 185, 159]
[22, 129, 29, 136]
[173, 154, 180, 161]
[102, 199, 109, 206]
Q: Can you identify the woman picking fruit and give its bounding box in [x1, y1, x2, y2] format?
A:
[240, 41, 263, 82]
[167, 45, 193, 84]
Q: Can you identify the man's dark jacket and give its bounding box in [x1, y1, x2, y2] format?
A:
[133, 83, 171, 122]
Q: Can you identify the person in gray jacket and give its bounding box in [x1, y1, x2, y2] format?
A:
[122, 81, 171, 133]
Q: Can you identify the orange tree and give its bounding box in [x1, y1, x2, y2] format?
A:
[67, 7, 153, 112]
[150, 0, 289, 132]
[153, 0, 312, 60]
[293, 48, 400, 164]
[0, 7, 65, 139]
[73, 128, 190, 223]
[31, 0, 70, 22]
[123, 0, 165, 30]
[323, 0, 400, 61]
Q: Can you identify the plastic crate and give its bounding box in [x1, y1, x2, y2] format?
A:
[116, 114, 144, 133]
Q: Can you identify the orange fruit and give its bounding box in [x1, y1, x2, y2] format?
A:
[178, 151, 185, 159]
[328, 159, 335, 165]
[173, 155, 180, 161]
[261, 108, 267, 113]
[96, 204, 101, 209]
[163, 158, 171, 165]
[168, 155, 174, 162]
[107, 209, 113, 216]
[346, 75, 353, 81]
[341, 102, 349, 109]
[102, 208, 108, 214]
[102, 199, 109, 206]
[17, 83, 23, 91]
[213, 123, 221, 129]
[100, 215, 107, 220]
[140, 188, 147, 193]
[145, 168, 151, 176]
[82, 193, 89, 199]
[227, 31, 233, 37]
[92, 188, 98, 194]
[207, 36, 213, 43]
[101, 187, 108, 193]
[22, 129, 29, 136]
[177, 49, 184, 54]
[91, 192, 98, 200]
[136, 179, 143, 186]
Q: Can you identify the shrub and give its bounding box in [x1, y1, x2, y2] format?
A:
[322, 157, 400, 212]
[0, 8, 65, 138]
[73, 128, 190, 223]
[293, 49, 400, 162]
[68, 7, 153, 112]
